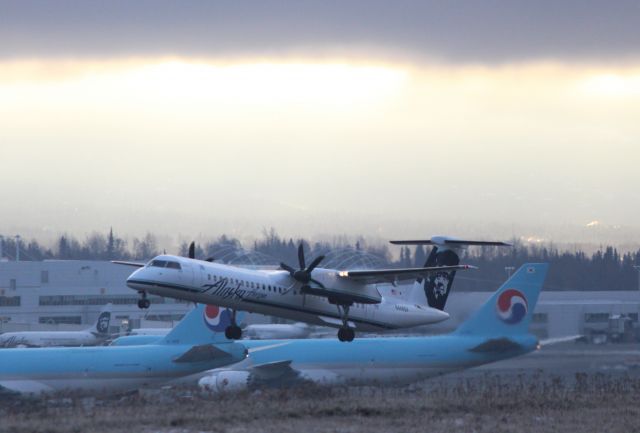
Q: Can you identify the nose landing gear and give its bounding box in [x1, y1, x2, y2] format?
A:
[137, 292, 150, 309]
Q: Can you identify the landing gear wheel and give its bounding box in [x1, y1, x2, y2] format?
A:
[137, 294, 150, 309]
[225, 325, 242, 340]
[338, 327, 355, 342]
[336, 304, 355, 342]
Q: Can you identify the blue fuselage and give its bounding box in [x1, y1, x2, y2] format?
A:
[237, 334, 539, 385]
[0, 342, 244, 394]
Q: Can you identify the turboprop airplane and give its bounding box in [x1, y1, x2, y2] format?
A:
[118, 237, 507, 342]
[0, 304, 246, 395]
[198, 263, 549, 392]
[0, 304, 113, 348]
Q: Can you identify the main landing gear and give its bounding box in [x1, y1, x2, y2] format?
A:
[225, 309, 242, 340]
[137, 291, 150, 309]
[337, 304, 355, 342]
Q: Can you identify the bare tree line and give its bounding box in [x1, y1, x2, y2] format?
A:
[1, 228, 639, 291]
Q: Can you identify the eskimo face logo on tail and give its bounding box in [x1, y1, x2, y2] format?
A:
[496, 289, 528, 324]
[96, 312, 111, 334]
[203, 305, 232, 332]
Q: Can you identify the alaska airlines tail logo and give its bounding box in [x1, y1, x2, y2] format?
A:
[496, 289, 528, 324]
[203, 305, 232, 332]
[96, 312, 111, 334]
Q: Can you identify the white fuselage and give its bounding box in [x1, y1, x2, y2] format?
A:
[243, 323, 311, 339]
[129, 328, 171, 336]
[126, 256, 449, 332]
[0, 331, 104, 348]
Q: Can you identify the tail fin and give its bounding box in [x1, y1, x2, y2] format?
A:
[159, 304, 239, 345]
[454, 263, 548, 336]
[90, 303, 112, 335]
[422, 248, 460, 310]
[404, 247, 459, 309]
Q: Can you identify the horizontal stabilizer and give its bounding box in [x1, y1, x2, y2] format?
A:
[0, 380, 54, 394]
[173, 344, 234, 363]
[468, 337, 523, 353]
[390, 239, 511, 247]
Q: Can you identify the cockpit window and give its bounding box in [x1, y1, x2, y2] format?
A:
[148, 259, 182, 269]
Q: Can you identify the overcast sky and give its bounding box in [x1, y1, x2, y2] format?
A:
[1, 1, 639, 248]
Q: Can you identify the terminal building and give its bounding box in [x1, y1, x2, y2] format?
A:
[1, 260, 639, 342]
[0, 260, 192, 333]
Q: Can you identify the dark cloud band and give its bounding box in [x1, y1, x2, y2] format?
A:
[2, 0, 640, 62]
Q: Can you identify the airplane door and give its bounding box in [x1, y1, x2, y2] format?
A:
[195, 264, 206, 288]
[181, 262, 195, 286]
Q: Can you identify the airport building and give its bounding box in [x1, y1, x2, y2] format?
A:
[0, 260, 191, 332]
[435, 290, 640, 342]
[1, 259, 639, 342]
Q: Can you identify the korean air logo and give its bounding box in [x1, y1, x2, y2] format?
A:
[496, 289, 528, 324]
[203, 305, 232, 332]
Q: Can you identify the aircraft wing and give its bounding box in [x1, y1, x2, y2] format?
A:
[337, 265, 475, 285]
[111, 260, 145, 267]
[249, 360, 296, 380]
[539, 335, 582, 346]
[173, 344, 235, 363]
[468, 337, 524, 353]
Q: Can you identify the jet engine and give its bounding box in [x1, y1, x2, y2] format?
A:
[198, 371, 251, 393]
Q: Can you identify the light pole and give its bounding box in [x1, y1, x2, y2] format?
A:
[505, 266, 515, 279]
[15, 235, 20, 262]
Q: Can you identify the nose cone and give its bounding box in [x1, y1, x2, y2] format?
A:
[126, 268, 145, 291]
[428, 308, 450, 324]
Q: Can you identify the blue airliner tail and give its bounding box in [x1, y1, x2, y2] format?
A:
[454, 263, 548, 337]
[159, 304, 236, 345]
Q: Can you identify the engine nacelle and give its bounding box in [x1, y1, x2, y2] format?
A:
[198, 371, 250, 393]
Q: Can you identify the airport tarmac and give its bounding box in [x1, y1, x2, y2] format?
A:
[1, 343, 639, 433]
[464, 342, 640, 378]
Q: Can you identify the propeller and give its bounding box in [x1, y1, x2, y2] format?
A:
[280, 244, 325, 288]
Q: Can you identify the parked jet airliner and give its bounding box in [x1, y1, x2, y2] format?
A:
[0, 304, 113, 348]
[0, 304, 246, 395]
[119, 237, 504, 341]
[198, 263, 550, 392]
[118, 322, 313, 343]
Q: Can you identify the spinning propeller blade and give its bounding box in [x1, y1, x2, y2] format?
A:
[280, 243, 325, 288]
